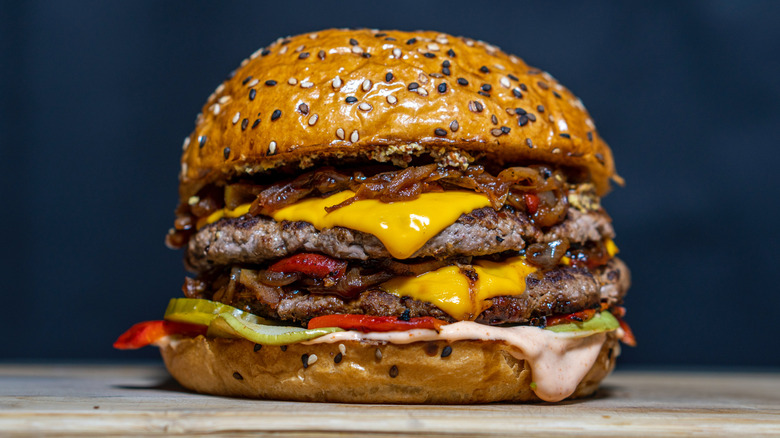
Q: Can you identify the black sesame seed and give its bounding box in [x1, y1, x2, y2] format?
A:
[491, 114, 498, 125]
[318, 50, 326, 60]
[479, 66, 490, 73]
[399, 308, 411, 321]
[198, 135, 207, 149]
[389, 365, 399, 378]
[242, 75, 253, 85]
[298, 103, 309, 115]
[302, 354, 309, 369]
[249, 89, 257, 100]
[501, 126, 511, 134]
[271, 109, 281, 121]
[252, 119, 260, 129]
[441, 346, 453, 358]
[345, 96, 358, 104]
[385, 72, 394, 82]
[528, 68, 541, 75]
[430, 73, 443, 78]
[227, 69, 236, 79]
[595, 153, 605, 164]
[261, 49, 270, 56]
[223, 147, 230, 159]
[362, 52, 371, 58]
[233, 372, 243, 380]
[518, 115, 529, 126]
[434, 128, 447, 136]
[349, 38, 359, 46]
[442, 67, 451, 76]
[280, 345, 287, 352]
[450, 120, 459, 132]
[476, 101, 484, 111]
[408, 82, 419, 91]
[527, 113, 536, 122]
[385, 37, 396, 41]
[537, 81, 549, 90]
[526, 138, 534, 148]
[423, 52, 435, 58]
[447, 48, 456, 57]
[537, 105, 545, 113]
[241, 118, 248, 131]
[478, 91, 491, 97]
[553, 91, 562, 99]
[334, 352, 343, 363]
[587, 131, 594, 142]
[457, 78, 468, 86]
[265, 80, 277, 86]
[508, 73, 519, 81]
[512, 88, 522, 98]
[298, 52, 310, 59]
[374, 32, 387, 38]
[559, 133, 571, 139]
[515, 107, 527, 115]
[442, 60, 451, 68]
[438, 83, 447, 93]
[496, 236, 504, 243]
[481, 84, 492, 92]
[491, 128, 503, 137]
[281, 39, 291, 45]
[519, 83, 528, 91]
[406, 38, 417, 45]
[254, 344, 262, 352]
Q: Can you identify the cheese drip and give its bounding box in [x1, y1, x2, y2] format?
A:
[380, 257, 537, 320]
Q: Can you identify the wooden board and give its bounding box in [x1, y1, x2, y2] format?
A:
[0, 364, 778, 437]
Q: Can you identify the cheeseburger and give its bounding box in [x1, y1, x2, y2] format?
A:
[115, 29, 634, 403]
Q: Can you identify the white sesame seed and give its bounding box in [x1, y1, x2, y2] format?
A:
[358, 102, 372, 111]
[392, 48, 402, 58]
[386, 95, 397, 105]
[375, 348, 382, 360]
[215, 84, 225, 94]
[500, 77, 511, 88]
[417, 73, 429, 84]
[212, 103, 220, 115]
[218, 95, 231, 104]
[428, 43, 440, 51]
[295, 44, 305, 52]
[339, 344, 346, 355]
[247, 78, 259, 87]
[350, 130, 359, 142]
[268, 141, 277, 155]
[510, 55, 520, 64]
[288, 77, 298, 85]
[300, 81, 314, 88]
[494, 64, 506, 70]
[557, 118, 569, 132]
[351, 45, 363, 54]
[279, 46, 288, 55]
[307, 354, 318, 365]
[465, 39, 475, 47]
[362, 79, 372, 91]
[182, 137, 190, 151]
[332, 76, 342, 89]
[417, 88, 428, 97]
[188, 196, 200, 205]
[309, 33, 318, 39]
[232, 112, 240, 124]
[250, 48, 263, 59]
[308, 114, 319, 126]
[240, 58, 249, 67]
[336, 128, 345, 140]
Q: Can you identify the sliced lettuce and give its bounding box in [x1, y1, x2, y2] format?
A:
[207, 313, 342, 345]
[545, 311, 619, 333]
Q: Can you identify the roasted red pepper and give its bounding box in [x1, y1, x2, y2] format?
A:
[546, 303, 608, 327]
[113, 320, 207, 350]
[524, 193, 540, 214]
[307, 314, 448, 332]
[617, 317, 637, 347]
[268, 253, 347, 279]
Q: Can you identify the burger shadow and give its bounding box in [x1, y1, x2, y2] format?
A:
[113, 377, 192, 394]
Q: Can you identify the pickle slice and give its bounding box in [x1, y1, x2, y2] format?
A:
[208, 313, 342, 345]
[545, 310, 619, 333]
[164, 298, 277, 326]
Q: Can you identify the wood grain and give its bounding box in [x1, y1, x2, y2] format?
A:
[0, 364, 778, 437]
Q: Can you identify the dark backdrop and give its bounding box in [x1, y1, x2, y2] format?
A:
[2, 1, 779, 366]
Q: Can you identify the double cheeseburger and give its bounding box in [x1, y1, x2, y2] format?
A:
[116, 29, 633, 403]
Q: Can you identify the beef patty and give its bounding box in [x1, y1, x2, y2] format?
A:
[187, 206, 614, 272]
[212, 258, 629, 326]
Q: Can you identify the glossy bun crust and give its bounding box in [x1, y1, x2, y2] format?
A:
[180, 29, 618, 200]
[160, 333, 619, 404]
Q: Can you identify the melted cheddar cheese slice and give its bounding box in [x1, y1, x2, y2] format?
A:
[380, 257, 537, 320]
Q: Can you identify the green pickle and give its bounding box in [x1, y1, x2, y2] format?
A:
[207, 313, 342, 345]
[164, 298, 276, 326]
[545, 311, 619, 333]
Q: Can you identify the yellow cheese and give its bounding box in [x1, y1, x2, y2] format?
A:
[199, 204, 251, 229]
[269, 190, 491, 259]
[380, 257, 537, 320]
[606, 239, 619, 257]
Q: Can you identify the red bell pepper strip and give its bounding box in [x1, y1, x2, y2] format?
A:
[546, 303, 608, 327]
[268, 253, 347, 279]
[524, 193, 539, 214]
[307, 314, 448, 332]
[113, 320, 207, 350]
[617, 317, 637, 347]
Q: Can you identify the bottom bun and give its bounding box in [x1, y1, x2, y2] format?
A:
[160, 332, 619, 404]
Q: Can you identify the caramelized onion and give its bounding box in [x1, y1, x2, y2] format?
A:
[255, 269, 301, 287]
[526, 238, 570, 269]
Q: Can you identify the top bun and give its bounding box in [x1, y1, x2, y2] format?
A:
[180, 29, 617, 200]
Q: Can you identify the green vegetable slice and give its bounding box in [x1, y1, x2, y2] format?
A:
[545, 311, 619, 333]
[207, 313, 343, 345]
[164, 298, 278, 326]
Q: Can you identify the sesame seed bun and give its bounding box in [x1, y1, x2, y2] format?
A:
[179, 28, 618, 201]
[160, 332, 619, 404]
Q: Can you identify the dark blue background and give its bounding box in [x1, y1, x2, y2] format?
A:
[2, 1, 779, 366]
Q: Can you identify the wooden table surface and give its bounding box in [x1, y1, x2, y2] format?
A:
[0, 364, 778, 437]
